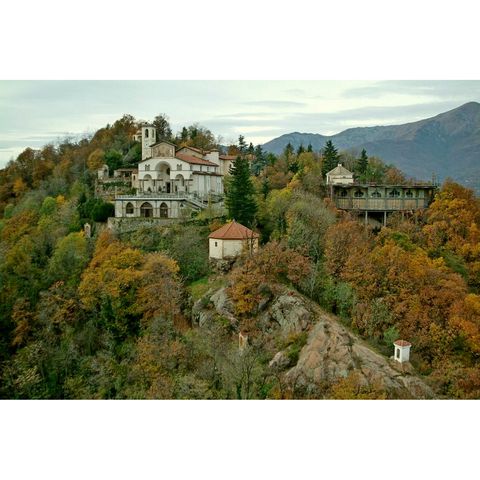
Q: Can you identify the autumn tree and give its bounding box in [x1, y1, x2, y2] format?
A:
[228, 242, 311, 317]
[153, 114, 173, 141]
[87, 148, 105, 171]
[48, 232, 90, 287]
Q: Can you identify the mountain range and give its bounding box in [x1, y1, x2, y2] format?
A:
[262, 102, 480, 189]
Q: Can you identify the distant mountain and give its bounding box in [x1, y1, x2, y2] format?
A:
[262, 102, 480, 189]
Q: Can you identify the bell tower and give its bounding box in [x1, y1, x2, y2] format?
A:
[141, 125, 157, 160]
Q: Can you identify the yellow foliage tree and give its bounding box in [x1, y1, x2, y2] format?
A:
[13, 177, 27, 197]
[87, 148, 105, 171]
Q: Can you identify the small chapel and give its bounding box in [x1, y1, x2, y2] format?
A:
[208, 221, 259, 260]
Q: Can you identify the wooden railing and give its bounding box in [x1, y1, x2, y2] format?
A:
[334, 197, 429, 211]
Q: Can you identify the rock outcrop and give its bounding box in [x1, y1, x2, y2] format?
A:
[267, 293, 312, 335]
[191, 284, 434, 399]
[284, 308, 434, 399]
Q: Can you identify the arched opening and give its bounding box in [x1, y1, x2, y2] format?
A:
[389, 189, 400, 198]
[175, 174, 185, 193]
[126, 202, 134, 215]
[143, 174, 153, 192]
[160, 202, 168, 218]
[145, 129, 149, 138]
[140, 202, 153, 218]
[340, 189, 348, 197]
[371, 190, 382, 198]
[354, 189, 364, 198]
[154, 162, 171, 192]
[405, 189, 413, 198]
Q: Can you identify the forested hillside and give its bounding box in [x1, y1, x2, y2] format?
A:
[1, 115, 480, 399]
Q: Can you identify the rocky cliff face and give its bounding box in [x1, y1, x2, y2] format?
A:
[191, 284, 434, 399]
[284, 309, 434, 399]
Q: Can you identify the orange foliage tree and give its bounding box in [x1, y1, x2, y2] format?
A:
[228, 241, 311, 317]
[423, 181, 480, 287]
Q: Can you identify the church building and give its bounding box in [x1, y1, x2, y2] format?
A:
[114, 125, 225, 219]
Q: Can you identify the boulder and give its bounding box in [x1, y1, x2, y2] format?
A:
[268, 293, 312, 335]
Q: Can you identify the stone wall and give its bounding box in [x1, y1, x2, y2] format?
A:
[107, 216, 176, 233]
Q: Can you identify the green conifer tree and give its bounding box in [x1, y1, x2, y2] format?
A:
[225, 156, 258, 227]
[321, 140, 340, 178]
[284, 142, 294, 158]
[356, 148, 369, 178]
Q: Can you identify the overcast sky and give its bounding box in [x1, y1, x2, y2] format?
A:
[1, 80, 480, 167]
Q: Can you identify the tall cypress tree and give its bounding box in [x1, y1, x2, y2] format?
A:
[225, 156, 258, 227]
[356, 148, 368, 177]
[321, 140, 340, 178]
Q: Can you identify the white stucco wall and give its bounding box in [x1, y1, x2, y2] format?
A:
[205, 151, 220, 165]
[394, 345, 411, 363]
[326, 174, 354, 185]
[209, 238, 259, 259]
[141, 126, 156, 160]
[209, 238, 224, 259]
[222, 239, 244, 258]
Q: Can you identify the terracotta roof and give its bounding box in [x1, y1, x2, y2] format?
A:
[394, 340, 412, 347]
[209, 221, 259, 240]
[175, 153, 218, 167]
[179, 146, 208, 154]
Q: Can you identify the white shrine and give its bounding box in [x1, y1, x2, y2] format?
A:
[393, 339, 412, 363]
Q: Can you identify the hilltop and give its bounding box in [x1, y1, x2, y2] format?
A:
[1, 112, 480, 400]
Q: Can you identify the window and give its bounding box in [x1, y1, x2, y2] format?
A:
[145, 164, 150, 171]
[389, 189, 400, 198]
[140, 202, 153, 218]
[215, 241, 218, 247]
[354, 189, 364, 198]
[145, 129, 149, 138]
[160, 202, 168, 218]
[406, 190, 413, 198]
[340, 189, 348, 197]
[371, 190, 382, 198]
[126, 202, 134, 214]
[177, 164, 182, 170]
[166, 168, 170, 175]
[396, 348, 400, 359]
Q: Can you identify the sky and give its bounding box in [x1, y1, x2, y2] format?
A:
[1, 80, 480, 167]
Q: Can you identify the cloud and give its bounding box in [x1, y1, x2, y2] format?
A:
[342, 80, 480, 100]
[283, 88, 307, 96]
[1, 80, 480, 167]
[241, 100, 307, 108]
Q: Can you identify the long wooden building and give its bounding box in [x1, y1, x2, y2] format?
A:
[326, 164, 437, 225]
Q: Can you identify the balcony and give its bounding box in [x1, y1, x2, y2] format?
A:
[333, 196, 430, 211]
